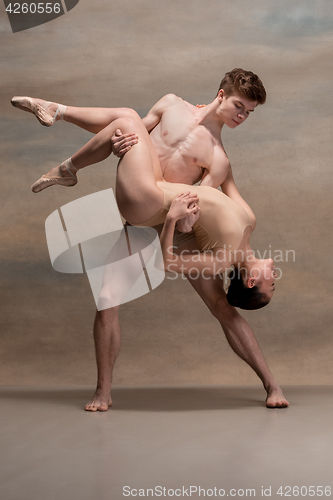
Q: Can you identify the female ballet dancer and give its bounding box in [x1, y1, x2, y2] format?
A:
[11, 96, 276, 310]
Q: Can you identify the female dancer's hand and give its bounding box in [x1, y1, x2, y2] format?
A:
[167, 192, 200, 222]
[177, 201, 201, 233]
[111, 128, 138, 157]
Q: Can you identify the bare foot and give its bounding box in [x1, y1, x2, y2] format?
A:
[84, 388, 112, 412]
[266, 386, 289, 408]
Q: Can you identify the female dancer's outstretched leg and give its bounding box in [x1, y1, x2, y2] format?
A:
[12, 96, 138, 135]
[65, 105, 139, 135]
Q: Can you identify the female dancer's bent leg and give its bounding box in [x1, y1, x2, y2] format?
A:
[113, 116, 164, 224]
[31, 109, 161, 198]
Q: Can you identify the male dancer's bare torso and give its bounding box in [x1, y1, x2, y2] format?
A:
[143, 94, 230, 188]
[123, 93, 256, 228]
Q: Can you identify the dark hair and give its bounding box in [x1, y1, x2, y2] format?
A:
[217, 68, 266, 105]
[226, 268, 270, 310]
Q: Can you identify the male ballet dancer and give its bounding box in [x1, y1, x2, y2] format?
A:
[12, 68, 289, 410]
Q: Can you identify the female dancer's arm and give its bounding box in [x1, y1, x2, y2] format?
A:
[160, 193, 232, 276]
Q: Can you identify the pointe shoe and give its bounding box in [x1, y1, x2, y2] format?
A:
[31, 174, 77, 193]
[31, 166, 77, 193]
[11, 96, 66, 127]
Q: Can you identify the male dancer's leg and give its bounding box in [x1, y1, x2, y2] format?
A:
[185, 271, 289, 408]
[85, 307, 121, 411]
[86, 235, 289, 411]
[85, 224, 159, 412]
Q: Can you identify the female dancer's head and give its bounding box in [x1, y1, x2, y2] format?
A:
[227, 258, 277, 310]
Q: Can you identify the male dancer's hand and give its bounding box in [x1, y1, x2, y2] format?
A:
[111, 129, 138, 157]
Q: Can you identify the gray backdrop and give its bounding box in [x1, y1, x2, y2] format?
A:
[1, 0, 332, 385]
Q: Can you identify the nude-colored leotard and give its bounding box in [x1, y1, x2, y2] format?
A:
[135, 181, 253, 254]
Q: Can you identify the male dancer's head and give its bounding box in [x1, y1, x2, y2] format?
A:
[214, 68, 266, 129]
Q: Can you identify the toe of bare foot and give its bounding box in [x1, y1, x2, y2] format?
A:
[97, 404, 108, 412]
[266, 397, 289, 408]
[85, 402, 108, 412]
[84, 401, 99, 412]
[84, 398, 112, 412]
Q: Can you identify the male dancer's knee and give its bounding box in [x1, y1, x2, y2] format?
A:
[95, 306, 120, 329]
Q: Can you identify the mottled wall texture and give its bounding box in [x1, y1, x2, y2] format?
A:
[1, 0, 332, 385]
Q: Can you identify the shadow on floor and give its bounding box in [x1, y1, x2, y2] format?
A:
[0, 385, 270, 411]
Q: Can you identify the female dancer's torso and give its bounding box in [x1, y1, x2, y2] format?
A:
[135, 181, 253, 255]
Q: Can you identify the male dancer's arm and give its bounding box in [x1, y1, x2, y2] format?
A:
[111, 94, 177, 155]
[141, 94, 178, 131]
[199, 148, 256, 229]
[220, 165, 256, 229]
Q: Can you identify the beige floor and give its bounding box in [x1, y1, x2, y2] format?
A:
[1, 386, 332, 500]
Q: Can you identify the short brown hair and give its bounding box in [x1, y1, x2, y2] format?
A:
[218, 68, 266, 104]
[226, 268, 270, 310]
